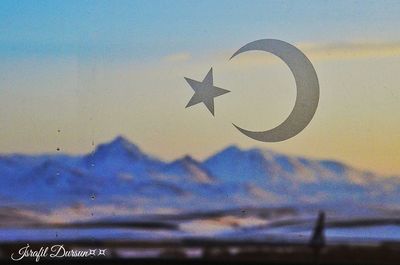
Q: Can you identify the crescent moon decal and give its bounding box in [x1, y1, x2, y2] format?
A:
[231, 39, 319, 142]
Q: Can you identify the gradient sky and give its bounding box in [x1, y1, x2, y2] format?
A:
[1, 0, 400, 175]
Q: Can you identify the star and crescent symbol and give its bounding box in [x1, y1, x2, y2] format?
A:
[185, 68, 230, 116]
[184, 39, 320, 142]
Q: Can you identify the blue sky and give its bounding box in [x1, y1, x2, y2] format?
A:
[1, 0, 400, 60]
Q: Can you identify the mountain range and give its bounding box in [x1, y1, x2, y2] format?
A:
[0, 136, 399, 223]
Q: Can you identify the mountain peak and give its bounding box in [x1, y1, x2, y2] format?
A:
[180, 155, 199, 165]
[110, 135, 136, 147]
[167, 155, 201, 169]
[90, 136, 145, 161]
[164, 155, 215, 184]
[212, 145, 242, 157]
[209, 145, 278, 160]
[224, 145, 242, 152]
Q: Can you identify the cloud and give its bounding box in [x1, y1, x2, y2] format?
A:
[163, 52, 191, 63]
[40, 203, 180, 223]
[301, 41, 400, 61]
[227, 41, 400, 67]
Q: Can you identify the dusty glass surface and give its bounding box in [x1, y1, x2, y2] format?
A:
[0, 1, 399, 264]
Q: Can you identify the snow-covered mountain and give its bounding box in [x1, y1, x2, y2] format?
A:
[82, 136, 165, 179]
[0, 136, 399, 220]
[163, 155, 215, 184]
